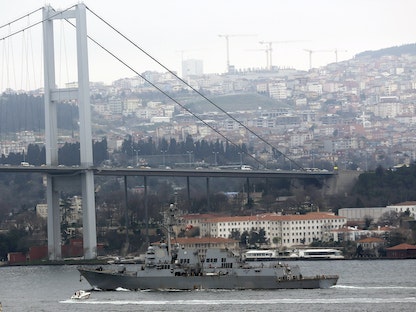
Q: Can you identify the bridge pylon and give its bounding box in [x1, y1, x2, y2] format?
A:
[43, 4, 97, 260]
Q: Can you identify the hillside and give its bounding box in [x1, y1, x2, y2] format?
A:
[184, 93, 289, 114]
[330, 164, 416, 209]
[355, 43, 416, 59]
[0, 94, 78, 133]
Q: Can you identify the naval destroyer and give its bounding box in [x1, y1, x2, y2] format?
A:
[78, 204, 338, 290]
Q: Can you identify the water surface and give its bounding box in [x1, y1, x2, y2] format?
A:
[1, 260, 415, 311]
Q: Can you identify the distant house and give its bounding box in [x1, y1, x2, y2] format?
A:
[357, 237, 385, 250]
[356, 237, 386, 257]
[330, 226, 391, 243]
[386, 243, 416, 259]
[331, 226, 366, 242]
[7, 252, 27, 264]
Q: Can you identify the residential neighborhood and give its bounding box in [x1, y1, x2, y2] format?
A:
[2, 45, 416, 172]
[2, 1, 416, 309]
[2, 45, 416, 264]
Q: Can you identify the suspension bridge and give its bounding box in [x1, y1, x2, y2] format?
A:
[0, 4, 342, 260]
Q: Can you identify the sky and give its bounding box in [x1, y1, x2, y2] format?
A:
[1, 0, 416, 89]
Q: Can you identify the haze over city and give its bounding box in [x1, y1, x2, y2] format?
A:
[2, 4, 416, 308]
[1, 0, 415, 90]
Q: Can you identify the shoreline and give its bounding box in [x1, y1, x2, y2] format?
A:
[2, 257, 414, 267]
[0, 258, 109, 267]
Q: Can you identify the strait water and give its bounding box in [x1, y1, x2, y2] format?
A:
[1, 260, 415, 311]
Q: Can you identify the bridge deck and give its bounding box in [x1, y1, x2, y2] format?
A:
[0, 165, 334, 179]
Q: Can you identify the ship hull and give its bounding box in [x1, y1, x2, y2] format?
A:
[78, 267, 338, 290]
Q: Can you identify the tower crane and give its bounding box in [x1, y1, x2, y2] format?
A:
[303, 49, 333, 70]
[304, 49, 349, 69]
[218, 34, 256, 73]
[334, 49, 348, 63]
[259, 40, 304, 70]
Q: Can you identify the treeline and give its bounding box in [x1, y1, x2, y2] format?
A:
[121, 135, 250, 166]
[356, 43, 416, 59]
[0, 135, 252, 167]
[332, 163, 416, 209]
[0, 138, 108, 166]
[0, 228, 30, 260]
[0, 93, 78, 132]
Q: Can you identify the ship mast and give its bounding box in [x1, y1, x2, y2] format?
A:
[163, 203, 179, 258]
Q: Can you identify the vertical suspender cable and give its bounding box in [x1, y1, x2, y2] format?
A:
[7, 25, 17, 91]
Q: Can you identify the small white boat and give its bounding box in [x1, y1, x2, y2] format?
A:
[71, 290, 91, 300]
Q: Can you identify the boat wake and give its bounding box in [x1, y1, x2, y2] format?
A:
[335, 284, 416, 290]
[137, 288, 232, 293]
[60, 297, 416, 305]
[115, 287, 130, 292]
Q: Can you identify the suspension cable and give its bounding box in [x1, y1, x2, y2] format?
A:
[7, 25, 17, 91]
[0, 6, 76, 42]
[63, 17, 257, 166]
[0, 8, 43, 30]
[85, 6, 303, 170]
[1, 5, 303, 169]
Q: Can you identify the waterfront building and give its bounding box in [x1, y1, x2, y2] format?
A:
[187, 212, 346, 248]
[386, 243, 416, 259]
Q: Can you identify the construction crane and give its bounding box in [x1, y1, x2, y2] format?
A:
[304, 49, 348, 69]
[303, 49, 333, 70]
[218, 34, 256, 73]
[334, 49, 348, 63]
[259, 40, 304, 70]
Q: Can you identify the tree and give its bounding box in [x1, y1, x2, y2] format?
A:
[0, 228, 30, 259]
[386, 229, 409, 247]
[247, 228, 267, 247]
[229, 229, 241, 241]
[378, 211, 400, 227]
[241, 230, 250, 247]
[355, 244, 363, 258]
[272, 236, 281, 245]
[184, 135, 194, 153]
[363, 215, 374, 230]
[210, 193, 229, 212]
[93, 137, 109, 165]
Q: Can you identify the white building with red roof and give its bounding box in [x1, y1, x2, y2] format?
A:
[180, 213, 225, 236]
[191, 212, 346, 248]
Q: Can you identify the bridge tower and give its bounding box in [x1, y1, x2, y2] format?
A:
[43, 4, 97, 259]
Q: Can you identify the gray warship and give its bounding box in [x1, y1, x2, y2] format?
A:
[78, 204, 338, 290]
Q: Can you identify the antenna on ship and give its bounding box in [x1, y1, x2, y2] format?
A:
[168, 203, 175, 257]
[164, 202, 179, 258]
